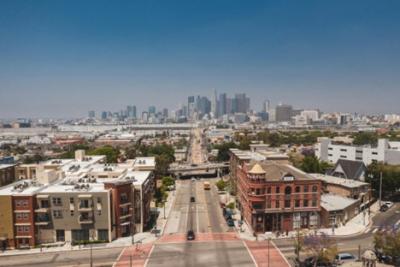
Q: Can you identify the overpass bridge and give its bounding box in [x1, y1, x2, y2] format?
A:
[168, 162, 229, 178]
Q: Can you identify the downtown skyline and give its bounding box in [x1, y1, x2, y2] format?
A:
[1, 0, 400, 118]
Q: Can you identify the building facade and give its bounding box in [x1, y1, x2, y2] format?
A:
[236, 161, 322, 233]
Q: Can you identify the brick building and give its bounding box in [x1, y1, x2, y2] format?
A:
[236, 160, 322, 233]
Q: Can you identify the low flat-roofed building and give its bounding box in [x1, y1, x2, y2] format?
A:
[312, 173, 371, 210]
[320, 194, 359, 228]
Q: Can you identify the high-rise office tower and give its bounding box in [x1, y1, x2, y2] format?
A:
[88, 110, 95, 118]
[162, 108, 169, 118]
[148, 106, 156, 114]
[101, 111, 108, 120]
[233, 93, 250, 113]
[211, 89, 218, 118]
[263, 99, 270, 113]
[218, 93, 227, 117]
[275, 104, 293, 122]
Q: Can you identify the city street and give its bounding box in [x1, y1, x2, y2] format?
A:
[274, 202, 400, 264]
[0, 247, 123, 267]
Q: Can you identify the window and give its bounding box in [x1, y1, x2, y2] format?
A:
[98, 229, 109, 242]
[52, 198, 62, 206]
[15, 200, 28, 207]
[276, 187, 280, 194]
[284, 186, 292, 208]
[372, 152, 378, 155]
[312, 199, 317, 207]
[53, 210, 63, 219]
[295, 186, 300, 193]
[120, 193, 128, 203]
[56, 230, 65, 242]
[275, 200, 280, 208]
[16, 213, 28, 220]
[340, 155, 347, 158]
[24, 226, 30, 232]
[266, 199, 271, 209]
[70, 198, 74, 204]
[295, 200, 300, 208]
[70, 211, 74, 216]
[303, 199, 309, 207]
[97, 197, 102, 204]
[253, 203, 263, 209]
[304, 185, 309, 193]
[312, 185, 318, 192]
[267, 187, 271, 194]
[340, 149, 347, 152]
[97, 210, 102, 216]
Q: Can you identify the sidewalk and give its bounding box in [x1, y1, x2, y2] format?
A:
[234, 201, 381, 241]
[0, 183, 177, 257]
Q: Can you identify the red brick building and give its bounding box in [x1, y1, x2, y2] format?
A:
[236, 161, 322, 233]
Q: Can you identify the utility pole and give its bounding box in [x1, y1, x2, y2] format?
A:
[267, 238, 270, 267]
[379, 171, 383, 208]
[90, 243, 93, 267]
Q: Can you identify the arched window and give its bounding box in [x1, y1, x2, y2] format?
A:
[312, 185, 318, 192]
[285, 186, 292, 195]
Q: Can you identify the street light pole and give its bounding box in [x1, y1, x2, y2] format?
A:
[267, 238, 270, 267]
[379, 171, 383, 208]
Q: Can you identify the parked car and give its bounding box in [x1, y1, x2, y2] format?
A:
[186, 230, 195, 241]
[335, 253, 356, 265]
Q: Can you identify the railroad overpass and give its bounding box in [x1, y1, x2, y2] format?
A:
[168, 162, 229, 178]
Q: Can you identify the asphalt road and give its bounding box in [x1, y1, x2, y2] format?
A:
[274, 202, 400, 264]
[147, 179, 254, 267]
[0, 246, 123, 267]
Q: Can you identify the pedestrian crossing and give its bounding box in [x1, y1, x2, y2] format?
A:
[364, 224, 400, 234]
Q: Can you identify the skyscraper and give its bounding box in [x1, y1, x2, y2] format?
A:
[263, 99, 270, 113]
[88, 110, 95, 118]
[211, 89, 218, 118]
[148, 106, 156, 114]
[218, 93, 227, 117]
[275, 104, 293, 122]
[101, 111, 108, 120]
[233, 93, 250, 113]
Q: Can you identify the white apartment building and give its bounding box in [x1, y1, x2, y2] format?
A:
[315, 138, 400, 165]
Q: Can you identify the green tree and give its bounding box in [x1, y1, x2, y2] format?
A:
[88, 146, 120, 163]
[214, 142, 238, 162]
[352, 132, 378, 146]
[300, 156, 332, 174]
[162, 176, 175, 187]
[216, 179, 227, 191]
[374, 231, 400, 259]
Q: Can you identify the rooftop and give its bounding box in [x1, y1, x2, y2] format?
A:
[320, 194, 359, 211]
[0, 164, 16, 170]
[312, 173, 368, 188]
[246, 161, 316, 181]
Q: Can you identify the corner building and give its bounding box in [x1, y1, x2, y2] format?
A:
[236, 161, 322, 233]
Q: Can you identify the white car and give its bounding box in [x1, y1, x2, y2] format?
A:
[383, 201, 394, 209]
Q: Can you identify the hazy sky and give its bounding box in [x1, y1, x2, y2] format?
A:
[0, 0, 399, 118]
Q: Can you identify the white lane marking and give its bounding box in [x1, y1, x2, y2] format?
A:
[196, 204, 200, 233]
[112, 247, 126, 267]
[144, 244, 155, 267]
[242, 241, 258, 267]
[372, 228, 379, 233]
[271, 240, 291, 267]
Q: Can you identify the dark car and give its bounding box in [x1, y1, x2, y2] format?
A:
[227, 219, 235, 227]
[380, 204, 389, 212]
[190, 196, 195, 202]
[304, 257, 333, 267]
[187, 230, 195, 241]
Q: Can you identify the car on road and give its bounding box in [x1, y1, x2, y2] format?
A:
[380, 204, 389, 212]
[227, 219, 235, 227]
[186, 230, 195, 240]
[383, 201, 394, 209]
[190, 196, 195, 202]
[191, 177, 196, 182]
[304, 257, 333, 267]
[335, 253, 356, 265]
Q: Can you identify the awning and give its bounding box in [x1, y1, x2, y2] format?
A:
[36, 195, 49, 199]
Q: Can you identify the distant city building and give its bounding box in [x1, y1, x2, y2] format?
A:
[88, 110, 96, 119]
[233, 93, 250, 113]
[263, 99, 270, 113]
[148, 106, 156, 115]
[101, 111, 108, 120]
[315, 138, 400, 165]
[275, 104, 293, 122]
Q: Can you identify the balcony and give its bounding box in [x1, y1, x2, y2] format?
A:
[78, 205, 93, 212]
[78, 215, 93, 224]
[119, 201, 131, 207]
[35, 215, 51, 226]
[35, 207, 49, 213]
[120, 213, 132, 220]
